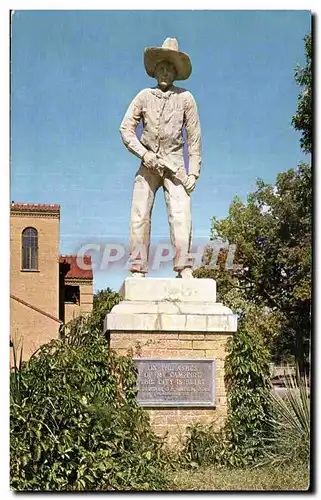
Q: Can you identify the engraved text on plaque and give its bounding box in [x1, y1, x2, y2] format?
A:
[134, 358, 216, 407]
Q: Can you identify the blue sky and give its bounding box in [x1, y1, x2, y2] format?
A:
[10, 10, 311, 292]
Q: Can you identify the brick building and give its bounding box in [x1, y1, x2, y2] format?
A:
[59, 255, 93, 324]
[10, 202, 93, 360]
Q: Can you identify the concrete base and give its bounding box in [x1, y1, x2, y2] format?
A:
[105, 277, 237, 333]
[105, 277, 237, 446]
[120, 277, 217, 302]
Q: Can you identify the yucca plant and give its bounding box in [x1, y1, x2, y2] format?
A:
[258, 367, 310, 467]
[10, 336, 25, 405]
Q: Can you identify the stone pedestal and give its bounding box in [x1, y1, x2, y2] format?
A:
[105, 278, 237, 445]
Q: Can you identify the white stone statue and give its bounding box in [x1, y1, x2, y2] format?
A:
[120, 38, 202, 279]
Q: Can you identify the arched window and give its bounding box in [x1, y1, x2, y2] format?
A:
[22, 227, 38, 270]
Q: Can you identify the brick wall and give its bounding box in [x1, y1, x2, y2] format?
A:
[110, 330, 232, 446]
[10, 211, 60, 360]
[10, 299, 60, 359]
[64, 281, 93, 324]
[79, 282, 94, 314]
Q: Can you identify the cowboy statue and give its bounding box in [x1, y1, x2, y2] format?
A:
[120, 38, 202, 279]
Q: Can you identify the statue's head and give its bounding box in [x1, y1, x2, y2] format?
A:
[154, 60, 177, 91]
[144, 38, 192, 84]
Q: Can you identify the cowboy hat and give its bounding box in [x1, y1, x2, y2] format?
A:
[144, 38, 192, 81]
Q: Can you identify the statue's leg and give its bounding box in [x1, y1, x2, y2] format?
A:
[163, 173, 193, 273]
[129, 164, 162, 274]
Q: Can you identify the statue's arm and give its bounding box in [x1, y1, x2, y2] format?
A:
[119, 91, 148, 160]
[184, 92, 202, 178]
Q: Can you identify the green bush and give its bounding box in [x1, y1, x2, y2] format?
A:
[181, 421, 246, 469]
[10, 334, 170, 491]
[224, 315, 272, 463]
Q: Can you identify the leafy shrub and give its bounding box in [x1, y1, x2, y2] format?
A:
[10, 334, 170, 491]
[224, 314, 272, 463]
[181, 421, 247, 469]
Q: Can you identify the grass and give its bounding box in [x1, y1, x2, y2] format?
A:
[168, 463, 310, 491]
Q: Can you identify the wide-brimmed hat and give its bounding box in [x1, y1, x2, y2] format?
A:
[144, 38, 192, 81]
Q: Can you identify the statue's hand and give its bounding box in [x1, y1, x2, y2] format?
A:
[184, 174, 197, 194]
[143, 151, 158, 170]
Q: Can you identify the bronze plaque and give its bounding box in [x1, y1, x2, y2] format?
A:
[133, 358, 216, 407]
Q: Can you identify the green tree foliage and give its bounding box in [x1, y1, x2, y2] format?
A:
[292, 33, 312, 154]
[196, 163, 311, 369]
[210, 163, 311, 369]
[195, 165, 311, 369]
